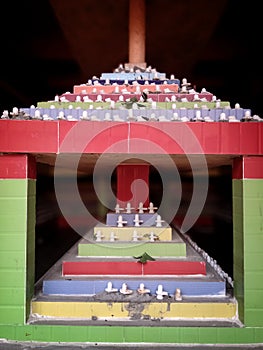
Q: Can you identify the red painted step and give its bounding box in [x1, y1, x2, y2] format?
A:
[62, 260, 206, 276]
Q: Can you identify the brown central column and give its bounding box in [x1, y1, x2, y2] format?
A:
[127, 0, 146, 68]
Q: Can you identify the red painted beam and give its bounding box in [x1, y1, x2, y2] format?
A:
[62, 260, 206, 276]
[0, 120, 58, 153]
[0, 120, 262, 155]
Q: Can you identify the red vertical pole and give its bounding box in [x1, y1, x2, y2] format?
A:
[117, 164, 149, 208]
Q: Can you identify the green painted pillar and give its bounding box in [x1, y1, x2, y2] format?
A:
[0, 154, 36, 325]
[233, 156, 263, 326]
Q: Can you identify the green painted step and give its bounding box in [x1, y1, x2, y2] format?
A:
[78, 241, 186, 257]
[37, 101, 230, 110]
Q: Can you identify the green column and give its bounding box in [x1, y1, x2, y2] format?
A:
[0, 154, 36, 325]
[233, 156, 263, 326]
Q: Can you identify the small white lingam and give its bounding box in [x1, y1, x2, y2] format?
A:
[57, 111, 65, 120]
[148, 202, 158, 214]
[155, 214, 165, 227]
[175, 288, 182, 301]
[149, 231, 157, 242]
[125, 202, 134, 214]
[34, 110, 42, 120]
[156, 284, 168, 300]
[132, 230, 140, 242]
[117, 215, 127, 228]
[1, 110, 9, 119]
[80, 110, 89, 120]
[133, 214, 143, 227]
[115, 204, 124, 214]
[109, 231, 117, 242]
[119, 283, 133, 295]
[137, 202, 147, 214]
[105, 282, 118, 293]
[95, 230, 103, 242]
[137, 283, 150, 295]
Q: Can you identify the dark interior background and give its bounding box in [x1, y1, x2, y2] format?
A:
[0, 0, 260, 281]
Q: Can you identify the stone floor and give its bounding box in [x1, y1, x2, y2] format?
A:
[0, 340, 263, 350]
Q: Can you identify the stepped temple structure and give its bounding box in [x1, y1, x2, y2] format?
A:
[0, 0, 263, 348]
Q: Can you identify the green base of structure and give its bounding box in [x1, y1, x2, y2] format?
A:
[1, 324, 263, 344]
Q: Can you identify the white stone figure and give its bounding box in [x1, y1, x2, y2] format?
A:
[125, 202, 134, 213]
[171, 95, 177, 102]
[137, 283, 150, 295]
[67, 114, 78, 121]
[156, 284, 168, 300]
[114, 86, 120, 94]
[109, 231, 117, 242]
[180, 86, 188, 94]
[43, 114, 53, 121]
[88, 104, 94, 109]
[171, 103, 177, 110]
[117, 215, 127, 227]
[34, 110, 42, 120]
[148, 202, 158, 214]
[175, 288, 182, 301]
[149, 231, 157, 242]
[57, 111, 65, 120]
[115, 204, 124, 214]
[83, 96, 93, 102]
[219, 112, 227, 121]
[138, 202, 147, 214]
[133, 214, 143, 227]
[1, 110, 9, 119]
[119, 283, 133, 295]
[204, 116, 214, 122]
[228, 115, 239, 122]
[80, 110, 89, 120]
[95, 230, 103, 242]
[75, 95, 81, 102]
[104, 112, 112, 121]
[96, 94, 103, 102]
[105, 282, 118, 293]
[193, 94, 201, 102]
[171, 112, 180, 121]
[155, 214, 165, 227]
[105, 78, 110, 85]
[10, 107, 19, 118]
[215, 100, 221, 108]
[234, 103, 241, 109]
[110, 101, 116, 110]
[132, 230, 140, 241]
[118, 95, 124, 102]
[195, 110, 202, 121]
[243, 110, 252, 120]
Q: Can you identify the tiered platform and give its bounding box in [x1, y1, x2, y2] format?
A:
[31, 213, 237, 323]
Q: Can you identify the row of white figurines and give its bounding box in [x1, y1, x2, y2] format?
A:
[95, 229, 159, 242]
[115, 202, 158, 214]
[105, 281, 182, 301]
